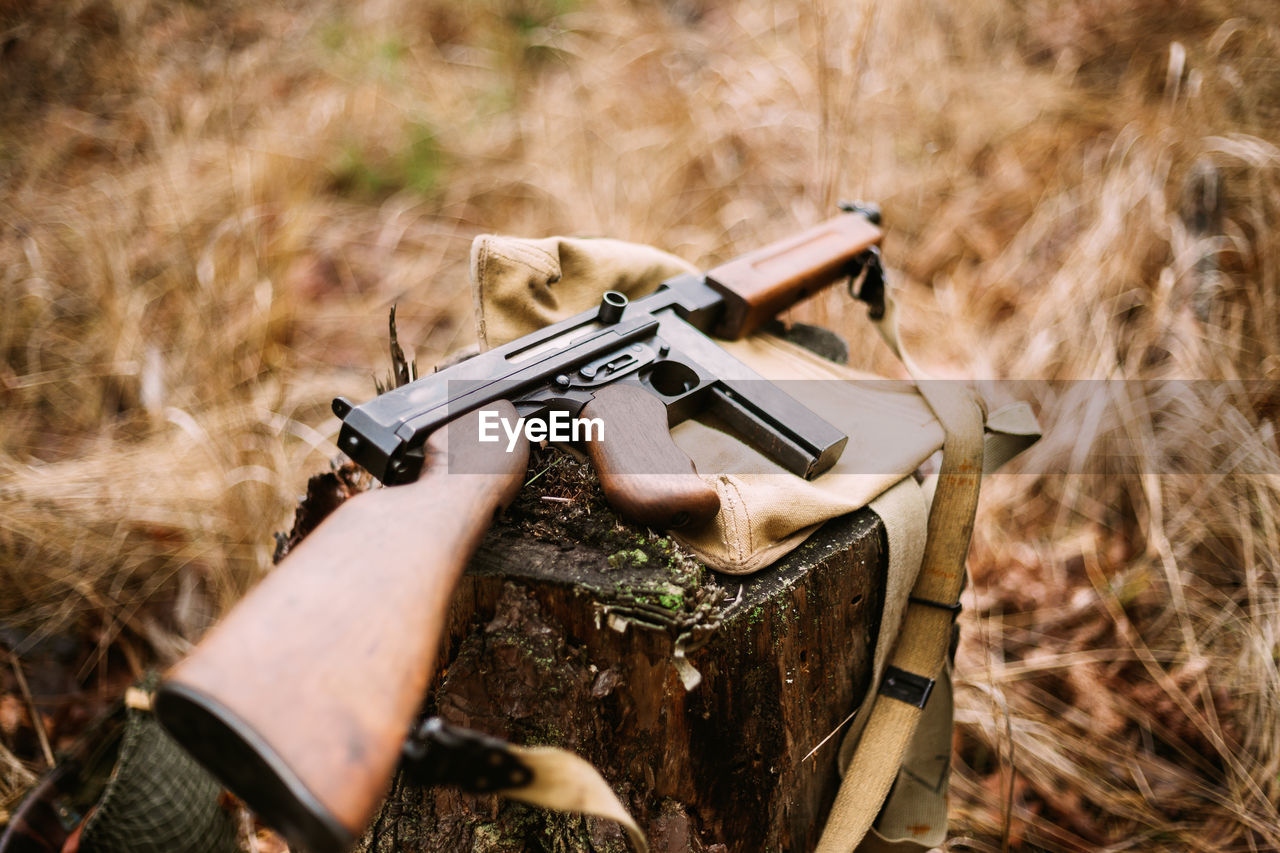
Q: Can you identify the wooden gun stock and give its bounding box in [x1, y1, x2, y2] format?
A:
[582, 384, 720, 529]
[155, 404, 530, 853]
[705, 213, 883, 339]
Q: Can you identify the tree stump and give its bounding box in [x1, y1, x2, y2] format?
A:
[279, 444, 886, 853]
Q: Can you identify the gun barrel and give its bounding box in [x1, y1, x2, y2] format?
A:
[705, 214, 882, 339]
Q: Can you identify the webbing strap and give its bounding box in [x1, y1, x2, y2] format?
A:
[402, 717, 648, 852]
[814, 281, 987, 853]
[502, 745, 648, 853]
[868, 658, 954, 848]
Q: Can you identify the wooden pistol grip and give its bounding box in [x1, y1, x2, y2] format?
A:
[582, 384, 720, 529]
[704, 213, 883, 339]
[154, 403, 529, 853]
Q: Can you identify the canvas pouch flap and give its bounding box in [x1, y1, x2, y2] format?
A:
[470, 233, 944, 574]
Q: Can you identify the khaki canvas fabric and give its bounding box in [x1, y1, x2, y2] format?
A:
[820, 268, 1037, 853]
[471, 235, 701, 349]
[470, 233, 945, 574]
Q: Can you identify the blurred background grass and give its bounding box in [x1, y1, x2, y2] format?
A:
[2, 0, 1280, 849]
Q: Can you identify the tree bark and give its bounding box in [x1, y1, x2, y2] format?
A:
[277, 448, 885, 852]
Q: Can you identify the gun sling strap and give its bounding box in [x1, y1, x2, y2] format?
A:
[816, 273, 1039, 852]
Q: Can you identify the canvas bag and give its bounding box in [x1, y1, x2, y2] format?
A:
[470, 231, 1039, 850]
[474, 235, 945, 573]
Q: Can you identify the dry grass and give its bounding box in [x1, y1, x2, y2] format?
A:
[2, 0, 1280, 848]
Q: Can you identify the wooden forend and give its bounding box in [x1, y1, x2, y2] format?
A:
[703, 215, 882, 341]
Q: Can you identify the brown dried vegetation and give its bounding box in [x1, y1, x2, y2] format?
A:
[2, 0, 1279, 849]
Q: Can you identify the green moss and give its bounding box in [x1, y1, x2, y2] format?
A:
[607, 548, 648, 570]
[496, 447, 722, 628]
[471, 803, 541, 852]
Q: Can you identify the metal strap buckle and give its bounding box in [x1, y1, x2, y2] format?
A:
[878, 666, 935, 709]
[845, 246, 885, 320]
[400, 718, 533, 793]
[835, 201, 886, 320]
